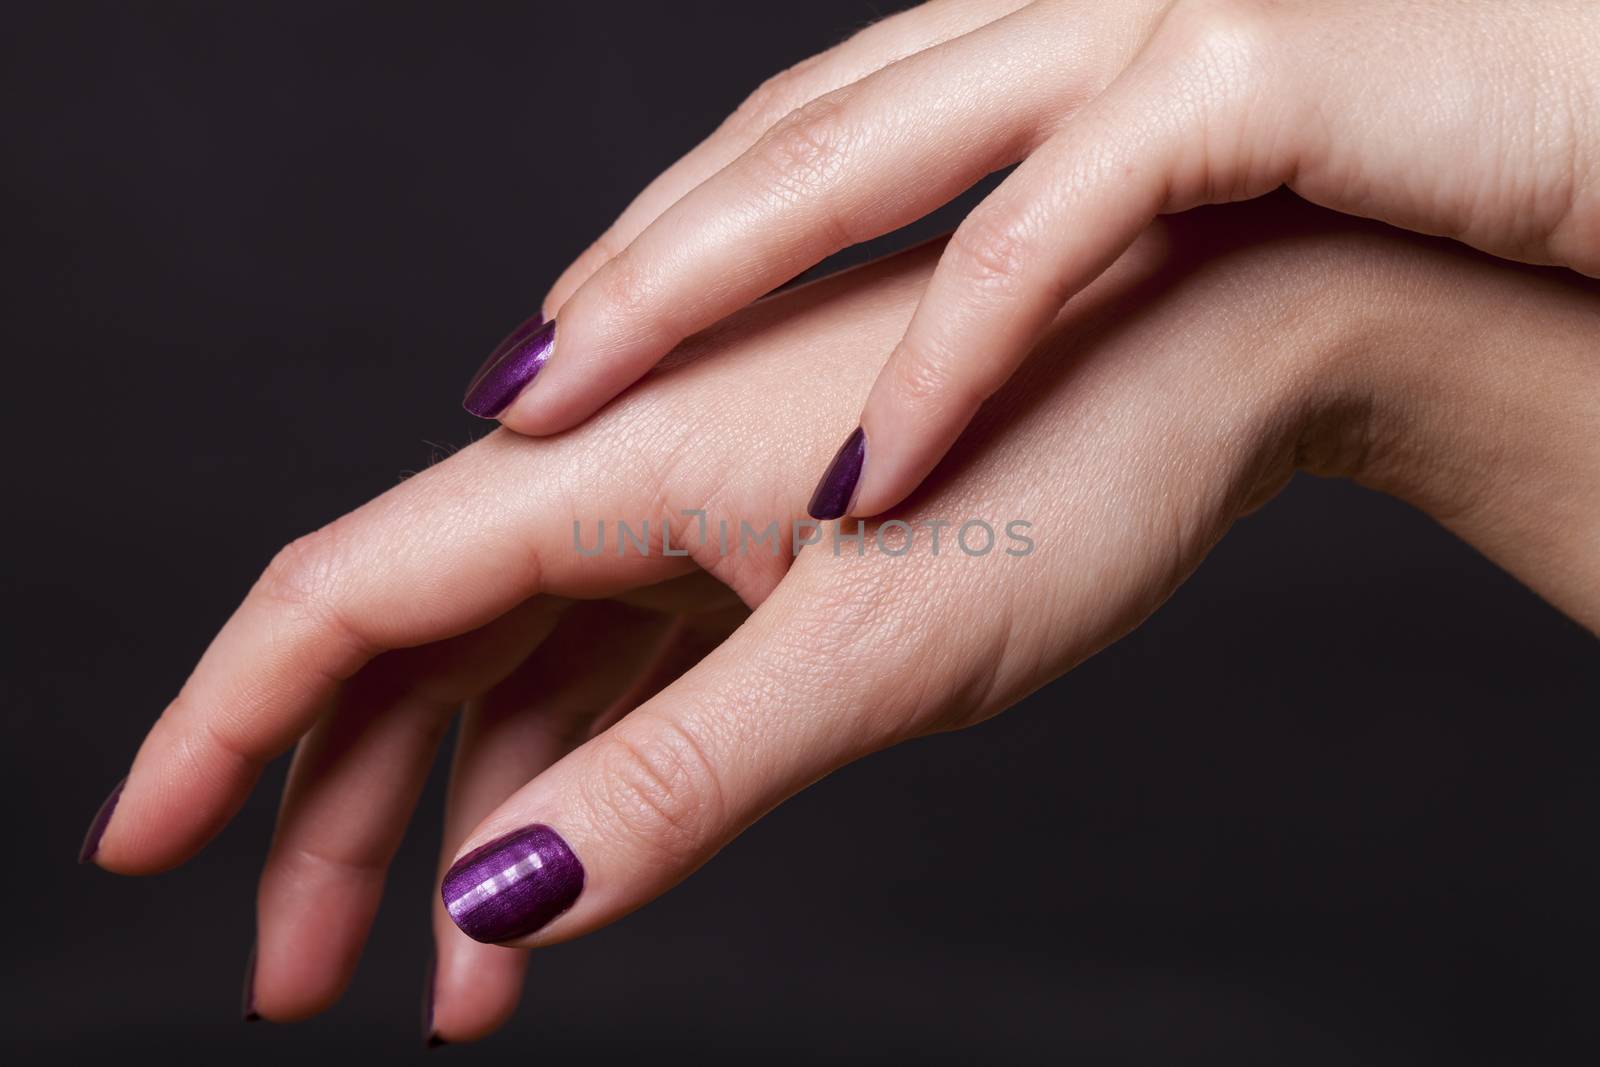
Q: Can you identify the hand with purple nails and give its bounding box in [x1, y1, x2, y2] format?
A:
[460, 0, 1600, 522]
[85, 195, 1600, 1044]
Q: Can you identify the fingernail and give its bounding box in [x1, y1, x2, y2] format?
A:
[78, 776, 126, 864]
[422, 953, 446, 1048]
[807, 426, 867, 520]
[466, 312, 542, 393]
[440, 824, 584, 944]
[242, 942, 261, 1022]
[463, 315, 555, 418]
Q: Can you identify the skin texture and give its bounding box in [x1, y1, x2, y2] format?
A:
[86, 195, 1598, 1043]
[483, 0, 1600, 520]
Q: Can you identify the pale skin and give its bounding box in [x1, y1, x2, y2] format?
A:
[488, 0, 1600, 518]
[90, 194, 1597, 1042]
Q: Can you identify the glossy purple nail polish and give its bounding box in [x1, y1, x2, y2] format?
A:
[422, 954, 446, 1048]
[463, 316, 555, 418]
[78, 776, 126, 864]
[466, 312, 542, 391]
[440, 825, 584, 944]
[807, 426, 867, 520]
[242, 942, 261, 1022]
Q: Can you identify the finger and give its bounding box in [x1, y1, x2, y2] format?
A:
[428, 599, 734, 1044]
[92, 431, 694, 876]
[837, 18, 1290, 517]
[434, 551, 983, 950]
[95, 229, 951, 879]
[538, 0, 1032, 317]
[251, 598, 568, 1021]
[480, 0, 1141, 431]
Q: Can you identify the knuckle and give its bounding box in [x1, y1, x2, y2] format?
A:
[1549, 87, 1600, 274]
[727, 68, 811, 138]
[196, 708, 256, 768]
[257, 526, 347, 624]
[777, 565, 961, 744]
[946, 209, 1035, 295]
[584, 715, 725, 856]
[593, 245, 658, 322]
[280, 840, 387, 883]
[887, 342, 976, 416]
[1161, 0, 1279, 83]
[254, 523, 372, 661]
[748, 94, 856, 216]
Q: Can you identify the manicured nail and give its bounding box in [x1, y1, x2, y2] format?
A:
[242, 942, 261, 1022]
[78, 776, 126, 864]
[463, 315, 555, 418]
[465, 312, 542, 393]
[440, 824, 584, 944]
[422, 954, 446, 1048]
[807, 426, 867, 520]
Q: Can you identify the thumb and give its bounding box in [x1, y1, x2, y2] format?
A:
[437, 554, 938, 947]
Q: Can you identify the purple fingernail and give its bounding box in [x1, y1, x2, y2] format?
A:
[466, 312, 542, 392]
[463, 315, 555, 418]
[440, 825, 584, 944]
[422, 954, 446, 1048]
[78, 776, 126, 864]
[242, 942, 261, 1022]
[807, 426, 867, 520]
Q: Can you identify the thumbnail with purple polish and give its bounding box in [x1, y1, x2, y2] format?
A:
[463, 316, 555, 418]
[807, 426, 867, 520]
[78, 776, 125, 864]
[440, 824, 584, 944]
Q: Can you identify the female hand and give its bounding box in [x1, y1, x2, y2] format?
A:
[86, 195, 1599, 1043]
[467, 0, 1600, 519]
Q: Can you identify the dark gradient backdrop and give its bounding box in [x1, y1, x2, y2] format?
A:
[4, 2, 1597, 1063]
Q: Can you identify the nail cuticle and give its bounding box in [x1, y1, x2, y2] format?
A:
[440, 824, 584, 944]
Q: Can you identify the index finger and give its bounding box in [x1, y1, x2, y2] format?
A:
[537, 0, 1033, 317]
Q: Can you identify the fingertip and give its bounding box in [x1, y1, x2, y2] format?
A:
[87, 763, 257, 877]
[242, 941, 261, 1022]
[826, 406, 912, 520]
[806, 426, 867, 520]
[429, 936, 530, 1045]
[848, 376, 981, 518]
[463, 318, 556, 422]
[82, 786, 189, 877]
[421, 953, 442, 1047]
[77, 775, 126, 866]
[489, 330, 628, 439]
[469, 314, 612, 438]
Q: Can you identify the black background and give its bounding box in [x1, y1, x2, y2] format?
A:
[5, 2, 1597, 1063]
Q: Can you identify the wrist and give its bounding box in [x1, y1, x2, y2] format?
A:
[1302, 231, 1600, 631]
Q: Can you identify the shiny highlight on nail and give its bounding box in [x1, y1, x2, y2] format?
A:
[463, 315, 555, 418]
[440, 824, 584, 944]
[807, 426, 867, 520]
[78, 776, 126, 864]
